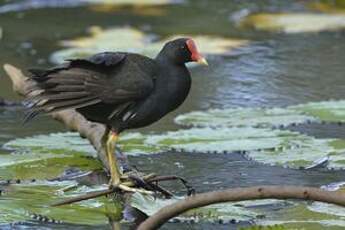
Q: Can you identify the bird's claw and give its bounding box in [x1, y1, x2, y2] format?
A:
[108, 173, 154, 195]
[117, 183, 154, 195]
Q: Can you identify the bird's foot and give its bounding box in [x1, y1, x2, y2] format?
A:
[108, 172, 156, 195]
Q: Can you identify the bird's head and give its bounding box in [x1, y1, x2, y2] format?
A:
[159, 38, 208, 66]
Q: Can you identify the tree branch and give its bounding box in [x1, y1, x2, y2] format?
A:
[138, 185, 345, 230]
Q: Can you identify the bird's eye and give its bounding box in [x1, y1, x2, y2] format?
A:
[180, 46, 185, 50]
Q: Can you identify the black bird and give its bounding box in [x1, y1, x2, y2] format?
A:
[25, 38, 207, 192]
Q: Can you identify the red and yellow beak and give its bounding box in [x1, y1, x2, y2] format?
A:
[186, 39, 208, 66]
[197, 57, 208, 66]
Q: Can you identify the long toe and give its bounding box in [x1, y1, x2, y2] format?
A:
[117, 183, 154, 195]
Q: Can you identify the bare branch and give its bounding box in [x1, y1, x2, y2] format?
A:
[138, 185, 345, 230]
[51, 188, 115, 207]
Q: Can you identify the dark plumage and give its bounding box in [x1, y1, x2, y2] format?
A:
[25, 38, 206, 133]
[24, 38, 207, 190]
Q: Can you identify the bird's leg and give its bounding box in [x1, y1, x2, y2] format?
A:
[105, 130, 154, 195]
[106, 131, 121, 186]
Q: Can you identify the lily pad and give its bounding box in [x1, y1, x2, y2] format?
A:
[50, 26, 248, 64]
[4, 131, 162, 157]
[239, 13, 345, 33]
[0, 183, 122, 225]
[246, 138, 345, 169]
[133, 192, 345, 229]
[4, 128, 308, 156]
[258, 202, 345, 230]
[145, 127, 302, 153]
[251, 181, 345, 229]
[2, 133, 102, 180]
[175, 107, 316, 128]
[175, 100, 345, 128]
[4, 132, 96, 155]
[131, 192, 270, 223]
[6, 124, 345, 170]
[308, 181, 345, 220]
[291, 100, 345, 123]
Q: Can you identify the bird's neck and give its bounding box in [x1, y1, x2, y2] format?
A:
[154, 53, 191, 97]
[155, 49, 183, 66]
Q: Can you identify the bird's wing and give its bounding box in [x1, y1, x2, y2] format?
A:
[24, 52, 155, 121]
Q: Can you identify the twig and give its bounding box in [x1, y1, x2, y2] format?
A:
[51, 174, 186, 206]
[146, 182, 173, 199]
[138, 185, 345, 230]
[148, 175, 195, 195]
[51, 188, 115, 207]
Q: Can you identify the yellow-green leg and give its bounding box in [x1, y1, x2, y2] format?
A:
[106, 131, 121, 186]
[105, 130, 153, 195]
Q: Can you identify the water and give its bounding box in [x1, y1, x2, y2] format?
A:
[0, 0, 345, 229]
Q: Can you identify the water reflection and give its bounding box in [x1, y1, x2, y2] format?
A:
[192, 32, 345, 110]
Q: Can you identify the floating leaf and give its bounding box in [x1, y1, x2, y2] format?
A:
[175, 100, 345, 128]
[4, 132, 162, 157]
[131, 193, 262, 223]
[239, 13, 345, 33]
[144, 127, 302, 154]
[2, 132, 101, 179]
[240, 225, 299, 230]
[246, 138, 345, 169]
[50, 26, 248, 64]
[252, 180, 345, 228]
[0, 152, 101, 180]
[258, 202, 345, 229]
[174, 101, 345, 169]
[2, 128, 301, 157]
[0, 183, 122, 225]
[291, 100, 345, 123]
[6, 125, 345, 170]
[306, 181, 345, 224]
[4, 132, 96, 155]
[175, 107, 316, 128]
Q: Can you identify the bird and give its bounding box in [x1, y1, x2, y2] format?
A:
[24, 38, 208, 193]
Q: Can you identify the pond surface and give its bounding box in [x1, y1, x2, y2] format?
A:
[0, 0, 345, 229]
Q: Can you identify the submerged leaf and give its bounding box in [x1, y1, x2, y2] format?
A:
[50, 26, 248, 64]
[239, 13, 345, 33]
